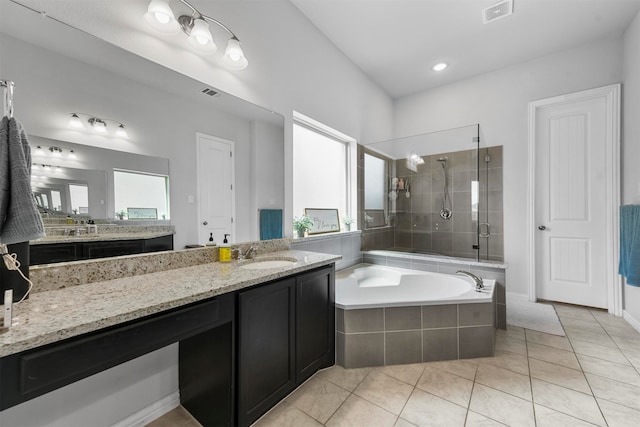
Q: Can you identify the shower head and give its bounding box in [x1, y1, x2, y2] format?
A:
[437, 157, 448, 167]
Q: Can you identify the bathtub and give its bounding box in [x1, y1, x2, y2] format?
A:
[336, 263, 494, 309]
[335, 264, 496, 368]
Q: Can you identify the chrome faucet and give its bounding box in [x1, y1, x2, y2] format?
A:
[244, 246, 257, 259]
[456, 271, 484, 292]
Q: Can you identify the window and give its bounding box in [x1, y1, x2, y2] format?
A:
[293, 112, 356, 230]
[69, 184, 88, 214]
[114, 170, 169, 220]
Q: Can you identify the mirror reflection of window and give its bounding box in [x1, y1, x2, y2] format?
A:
[50, 190, 62, 211]
[364, 153, 387, 228]
[41, 193, 50, 209]
[69, 184, 88, 215]
[114, 170, 170, 220]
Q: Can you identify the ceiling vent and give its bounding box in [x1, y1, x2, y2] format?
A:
[201, 88, 220, 97]
[482, 0, 514, 24]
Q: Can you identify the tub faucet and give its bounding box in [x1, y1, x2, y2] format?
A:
[456, 271, 484, 292]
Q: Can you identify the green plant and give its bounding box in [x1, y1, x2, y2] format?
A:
[293, 215, 313, 233]
[342, 216, 354, 226]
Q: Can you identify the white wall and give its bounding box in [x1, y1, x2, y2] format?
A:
[622, 10, 640, 323]
[394, 37, 624, 296]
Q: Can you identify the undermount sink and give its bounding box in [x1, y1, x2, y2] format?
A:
[239, 257, 297, 270]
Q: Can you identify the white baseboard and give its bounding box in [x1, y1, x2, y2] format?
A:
[623, 310, 640, 333]
[111, 392, 180, 427]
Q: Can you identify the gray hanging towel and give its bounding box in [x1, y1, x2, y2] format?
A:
[0, 116, 45, 244]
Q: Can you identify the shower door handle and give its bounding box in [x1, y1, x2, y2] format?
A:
[479, 223, 490, 238]
[538, 225, 546, 231]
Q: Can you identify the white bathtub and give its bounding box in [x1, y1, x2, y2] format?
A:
[336, 263, 495, 309]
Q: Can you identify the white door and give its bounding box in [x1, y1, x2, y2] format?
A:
[197, 133, 235, 245]
[532, 86, 619, 309]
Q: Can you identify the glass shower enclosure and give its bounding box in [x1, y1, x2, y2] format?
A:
[358, 124, 503, 262]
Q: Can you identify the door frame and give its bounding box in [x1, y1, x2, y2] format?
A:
[196, 132, 236, 246]
[527, 84, 621, 315]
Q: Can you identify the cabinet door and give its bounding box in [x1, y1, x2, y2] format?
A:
[30, 243, 78, 265]
[238, 278, 295, 427]
[81, 240, 145, 259]
[296, 265, 335, 383]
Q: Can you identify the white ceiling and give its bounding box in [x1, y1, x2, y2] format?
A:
[290, 0, 640, 98]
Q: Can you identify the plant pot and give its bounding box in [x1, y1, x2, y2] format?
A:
[296, 230, 305, 238]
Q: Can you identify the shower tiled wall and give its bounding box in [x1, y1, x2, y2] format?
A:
[359, 144, 504, 262]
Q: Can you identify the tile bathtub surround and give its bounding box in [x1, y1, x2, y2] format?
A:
[363, 250, 508, 330]
[336, 302, 495, 369]
[222, 302, 640, 427]
[290, 230, 362, 271]
[0, 249, 340, 357]
[30, 238, 293, 292]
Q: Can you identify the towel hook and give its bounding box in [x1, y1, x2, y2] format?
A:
[1, 79, 15, 119]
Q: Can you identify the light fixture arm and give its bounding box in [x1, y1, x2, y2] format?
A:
[177, 0, 240, 41]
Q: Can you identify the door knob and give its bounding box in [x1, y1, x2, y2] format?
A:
[202, 221, 208, 226]
[538, 225, 546, 230]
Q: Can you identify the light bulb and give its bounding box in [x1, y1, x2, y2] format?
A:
[188, 18, 217, 54]
[68, 150, 77, 160]
[432, 62, 448, 71]
[116, 124, 129, 139]
[36, 146, 44, 155]
[222, 38, 248, 70]
[90, 118, 107, 133]
[143, 0, 179, 34]
[69, 113, 84, 129]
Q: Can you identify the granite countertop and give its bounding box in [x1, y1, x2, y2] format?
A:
[0, 250, 340, 357]
[30, 231, 175, 245]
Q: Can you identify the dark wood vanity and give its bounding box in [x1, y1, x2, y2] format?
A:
[0, 261, 335, 427]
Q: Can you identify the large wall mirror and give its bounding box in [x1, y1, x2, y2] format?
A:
[0, 1, 285, 263]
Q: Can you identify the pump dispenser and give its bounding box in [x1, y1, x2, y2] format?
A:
[219, 233, 232, 262]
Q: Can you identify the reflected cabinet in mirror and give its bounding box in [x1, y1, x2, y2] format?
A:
[359, 124, 504, 262]
[0, 1, 285, 265]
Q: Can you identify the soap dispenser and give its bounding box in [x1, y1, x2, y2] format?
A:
[219, 234, 232, 262]
[206, 233, 216, 246]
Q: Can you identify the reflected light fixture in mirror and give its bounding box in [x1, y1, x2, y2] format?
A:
[144, 0, 248, 70]
[69, 113, 129, 139]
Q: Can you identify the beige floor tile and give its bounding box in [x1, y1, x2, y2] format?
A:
[570, 338, 630, 364]
[576, 354, 640, 387]
[254, 400, 323, 427]
[497, 325, 526, 341]
[469, 383, 534, 427]
[464, 411, 505, 426]
[146, 406, 202, 427]
[528, 358, 591, 394]
[475, 364, 532, 401]
[602, 323, 640, 340]
[611, 333, 640, 350]
[495, 334, 527, 355]
[596, 398, 640, 427]
[286, 377, 351, 424]
[527, 341, 581, 370]
[533, 404, 596, 427]
[354, 370, 414, 415]
[531, 379, 605, 426]
[416, 366, 474, 407]
[622, 349, 640, 370]
[395, 418, 418, 427]
[326, 394, 397, 427]
[558, 315, 600, 327]
[426, 359, 478, 380]
[317, 365, 371, 391]
[400, 388, 467, 427]
[585, 373, 640, 411]
[553, 305, 596, 322]
[525, 330, 573, 351]
[375, 363, 425, 386]
[563, 325, 616, 347]
[477, 351, 529, 376]
[590, 309, 629, 327]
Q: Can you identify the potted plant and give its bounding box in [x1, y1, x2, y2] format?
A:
[342, 216, 354, 231]
[293, 215, 313, 238]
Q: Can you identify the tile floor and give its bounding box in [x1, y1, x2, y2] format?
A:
[148, 303, 640, 426]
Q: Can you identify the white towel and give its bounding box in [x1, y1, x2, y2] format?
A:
[0, 116, 45, 244]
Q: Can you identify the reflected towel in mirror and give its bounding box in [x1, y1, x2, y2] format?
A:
[260, 209, 282, 240]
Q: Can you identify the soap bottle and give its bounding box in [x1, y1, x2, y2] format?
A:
[219, 234, 232, 262]
[206, 233, 216, 246]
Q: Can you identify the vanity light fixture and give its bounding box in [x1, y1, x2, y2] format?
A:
[432, 62, 448, 71]
[49, 147, 63, 158]
[35, 145, 44, 155]
[68, 113, 129, 139]
[144, 0, 248, 70]
[68, 150, 78, 160]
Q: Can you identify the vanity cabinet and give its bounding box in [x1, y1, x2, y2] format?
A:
[29, 234, 174, 265]
[237, 264, 335, 427]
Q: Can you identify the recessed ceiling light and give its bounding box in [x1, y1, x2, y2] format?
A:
[432, 63, 448, 71]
